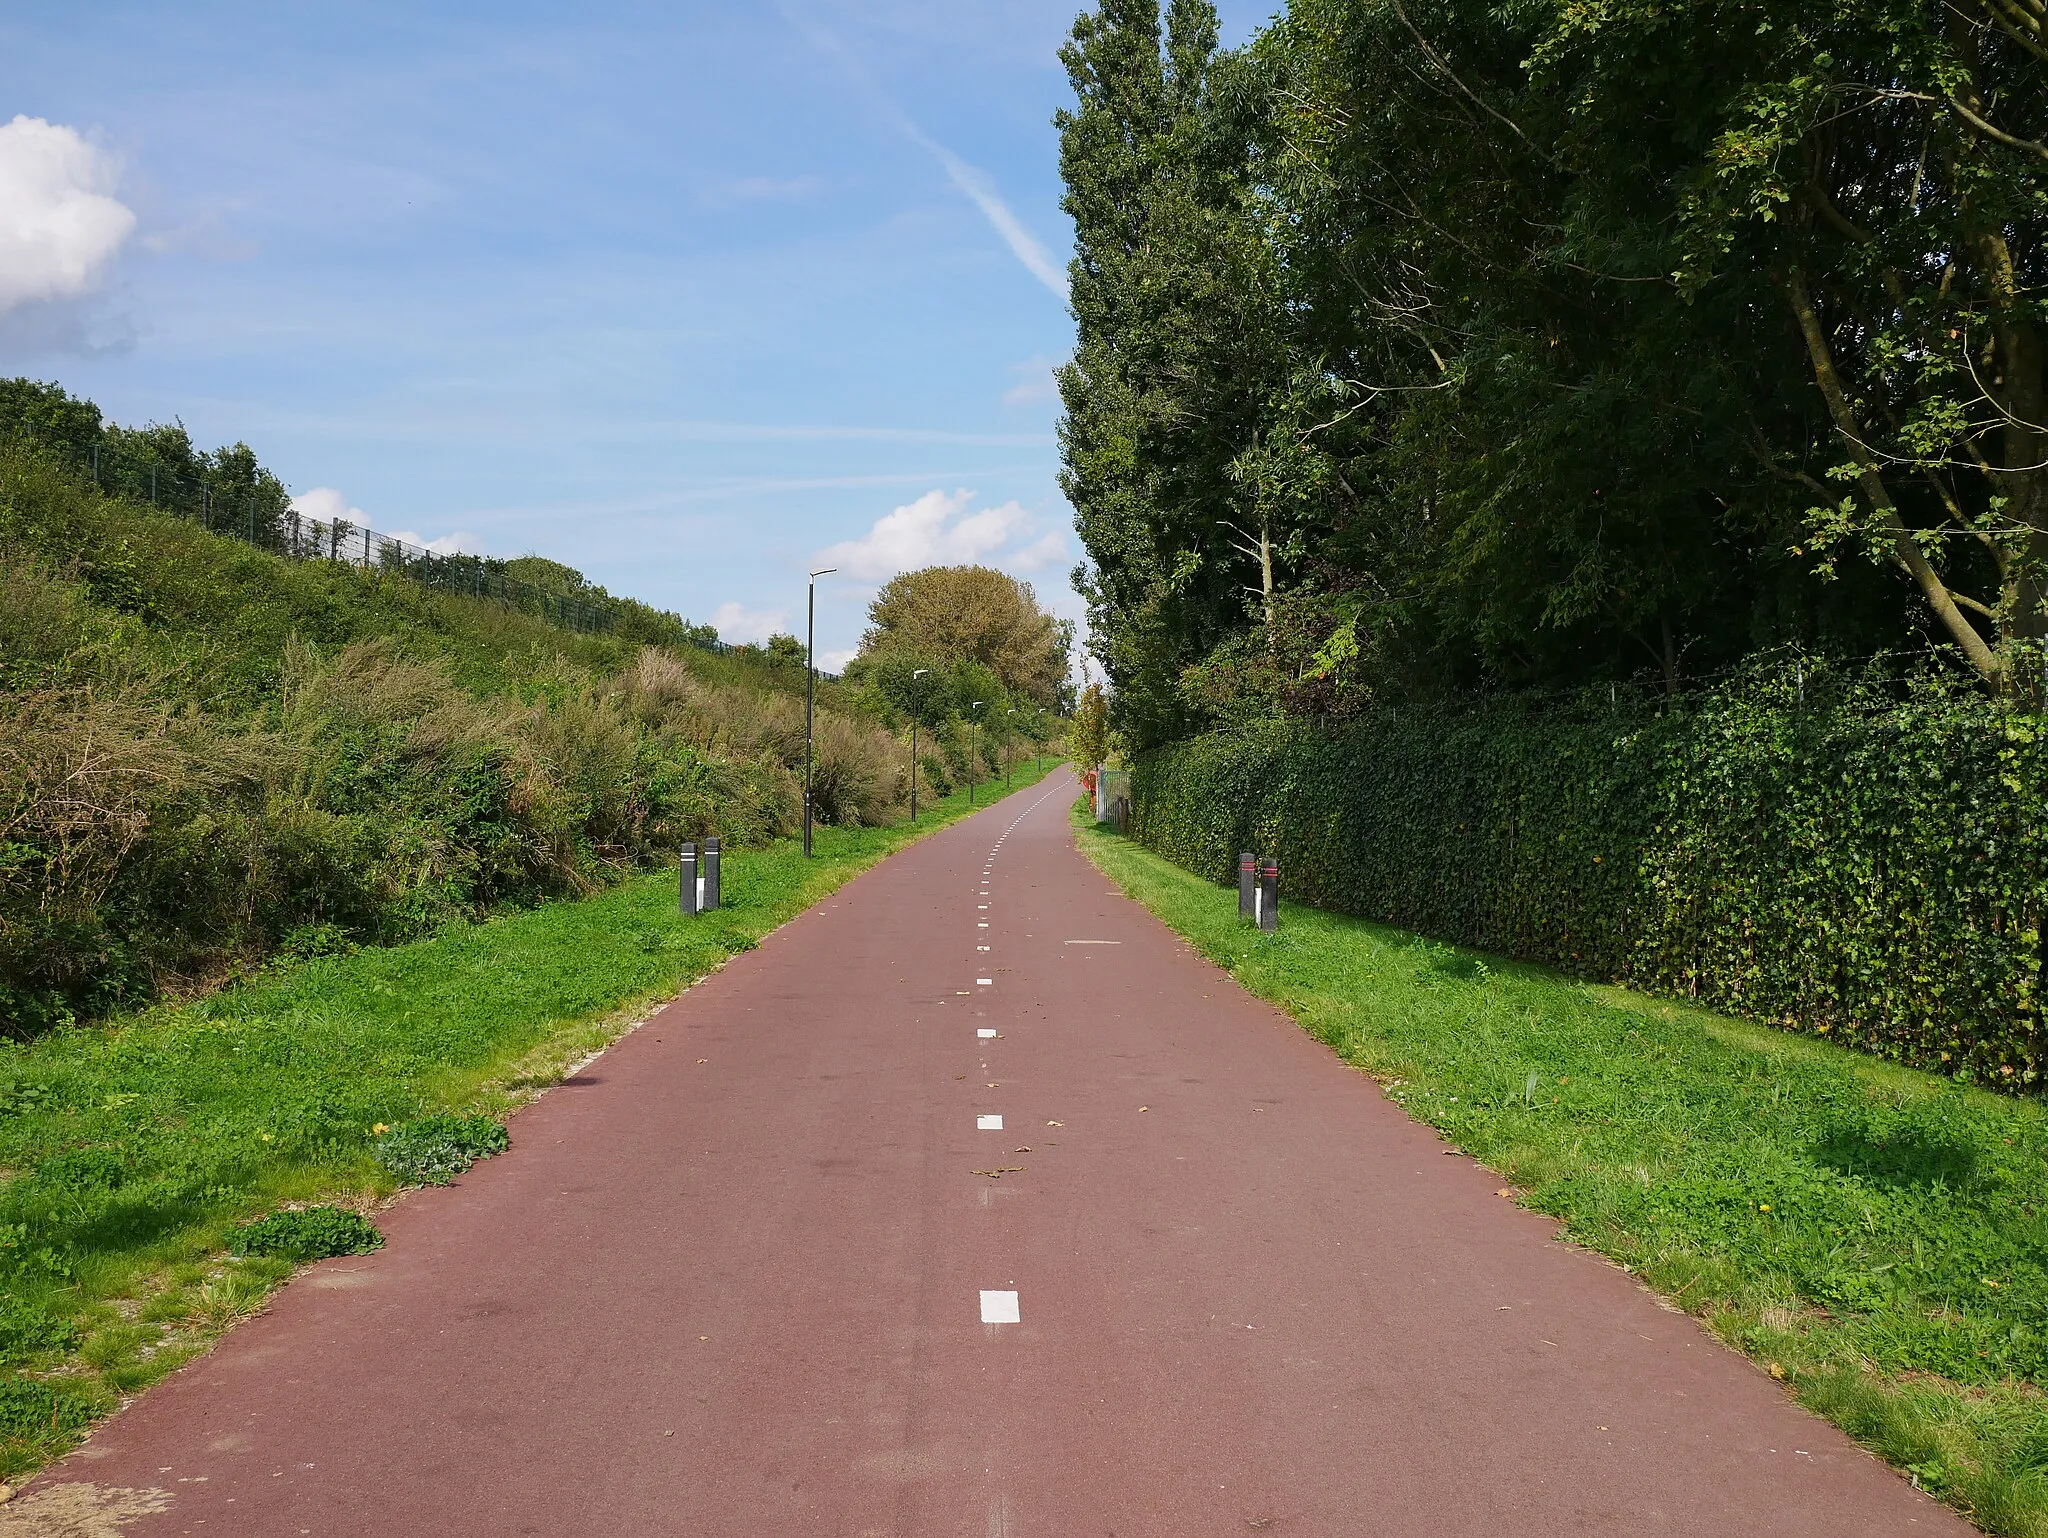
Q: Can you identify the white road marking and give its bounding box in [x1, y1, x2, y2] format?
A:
[977, 978, 993, 985]
[977, 1114, 1003, 1130]
[978, 921, 989, 927]
[978, 945, 990, 951]
[980, 1290, 1021, 1324]
[1064, 940, 1122, 945]
[978, 1027, 997, 1038]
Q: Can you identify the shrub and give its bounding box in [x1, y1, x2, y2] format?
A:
[375, 1113, 509, 1185]
[228, 1206, 383, 1261]
[1131, 658, 2046, 1088]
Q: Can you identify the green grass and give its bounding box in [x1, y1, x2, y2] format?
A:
[1075, 805, 2048, 1538]
[0, 761, 1054, 1479]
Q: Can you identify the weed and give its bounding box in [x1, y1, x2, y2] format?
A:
[375, 1116, 508, 1186]
[228, 1207, 382, 1261]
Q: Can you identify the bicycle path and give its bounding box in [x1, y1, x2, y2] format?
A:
[21, 770, 1964, 1535]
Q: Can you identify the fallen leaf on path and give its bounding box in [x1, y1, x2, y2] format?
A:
[1015, 1147, 1032, 1153]
[1139, 1106, 1150, 1113]
[1047, 1121, 1063, 1127]
[970, 1167, 1027, 1179]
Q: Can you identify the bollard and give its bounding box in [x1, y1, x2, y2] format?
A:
[1256, 858, 1279, 932]
[680, 843, 700, 917]
[1238, 851, 1256, 919]
[704, 836, 721, 911]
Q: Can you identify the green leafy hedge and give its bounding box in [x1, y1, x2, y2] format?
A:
[1131, 663, 2045, 1089]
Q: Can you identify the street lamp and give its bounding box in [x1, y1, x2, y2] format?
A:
[1005, 707, 1016, 786]
[969, 701, 983, 806]
[910, 668, 929, 822]
[804, 566, 837, 857]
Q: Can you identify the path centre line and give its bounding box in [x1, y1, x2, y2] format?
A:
[977, 1115, 1003, 1130]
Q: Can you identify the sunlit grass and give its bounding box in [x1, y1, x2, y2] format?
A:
[1076, 805, 2048, 1538]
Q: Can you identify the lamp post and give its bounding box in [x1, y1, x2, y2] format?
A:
[910, 667, 929, 822]
[969, 701, 983, 806]
[1005, 707, 1016, 786]
[804, 566, 837, 857]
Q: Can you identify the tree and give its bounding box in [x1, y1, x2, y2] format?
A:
[858, 566, 1070, 706]
[1071, 681, 1110, 767]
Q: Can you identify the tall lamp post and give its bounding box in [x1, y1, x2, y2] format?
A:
[910, 667, 929, 822]
[969, 701, 983, 805]
[804, 565, 837, 857]
[1004, 707, 1016, 786]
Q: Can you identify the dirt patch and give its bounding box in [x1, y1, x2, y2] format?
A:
[0, 1483, 171, 1536]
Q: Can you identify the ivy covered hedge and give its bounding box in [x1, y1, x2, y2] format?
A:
[1131, 664, 2045, 1089]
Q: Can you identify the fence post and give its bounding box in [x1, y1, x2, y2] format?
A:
[1239, 851, 1256, 919]
[679, 843, 700, 917]
[1257, 859, 1279, 932]
[704, 836, 721, 911]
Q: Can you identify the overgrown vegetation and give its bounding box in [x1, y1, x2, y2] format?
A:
[228, 1207, 384, 1262]
[375, 1114, 510, 1186]
[0, 766, 1051, 1481]
[0, 431, 912, 1031]
[1077, 806, 2048, 1537]
[1131, 657, 2045, 1088]
[1059, 0, 2048, 743]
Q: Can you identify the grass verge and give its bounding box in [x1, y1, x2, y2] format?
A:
[1075, 803, 2048, 1538]
[0, 761, 1056, 1480]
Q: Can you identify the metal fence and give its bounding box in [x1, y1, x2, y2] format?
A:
[1, 416, 729, 648]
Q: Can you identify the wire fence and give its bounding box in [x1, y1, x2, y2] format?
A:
[1, 415, 732, 649]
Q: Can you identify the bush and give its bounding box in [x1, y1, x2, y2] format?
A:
[228, 1206, 383, 1261]
[0, 441, 922, 1030]
[375, 1113, 509, 1185]
[1131, 659, 2046, 1089]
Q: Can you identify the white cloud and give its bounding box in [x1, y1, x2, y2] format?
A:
[918, 139, 1069, 302]
[818, 487, 1039, 582]
[290, 487, 368, 526]
[383, 529, 484, 557]
[712, 600, 790, 645]
[296, 487, 484, 557]
[1002, 354, 1063, 407]
[818, 648, 857, 673]
[1006, 528, 1069, 571]
[0, 116, 136, 314]
[815, 488, 1069, 588]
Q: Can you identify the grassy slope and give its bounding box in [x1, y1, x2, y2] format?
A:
[0, 762, 1054, 1478]
[0, 444, 839, 709]
[1074, 805, 2048, 1538]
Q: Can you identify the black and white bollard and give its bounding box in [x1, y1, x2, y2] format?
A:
[703, 836, 721, 912]
[1238, 851, 1256, 919]
[680, 843, 700, 916]
[1256, 858, 1279, 932]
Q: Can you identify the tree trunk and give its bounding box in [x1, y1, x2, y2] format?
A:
[1784, 264, 2005, 689]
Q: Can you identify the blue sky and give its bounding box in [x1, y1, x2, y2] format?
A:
[0, 1, 1267, 669]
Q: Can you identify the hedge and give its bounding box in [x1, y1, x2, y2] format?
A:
[1130, 662, 2045, 1089]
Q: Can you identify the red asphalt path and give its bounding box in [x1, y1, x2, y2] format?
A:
[28, 770, 1966, 1536]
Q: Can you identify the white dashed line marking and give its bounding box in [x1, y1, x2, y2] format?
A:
[980, 1290, 1021, 1324]
[977, 978, 993, 985]
[978, 1028, 997, 1039]
[977, 1114, 1004, 1130]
